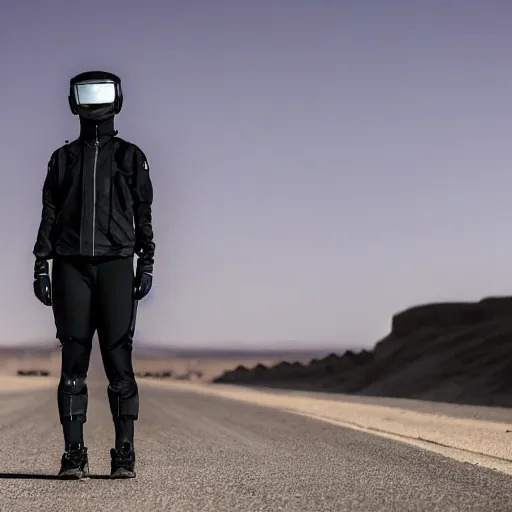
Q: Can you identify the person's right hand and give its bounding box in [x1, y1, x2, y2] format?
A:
[33, 260, 52, 306]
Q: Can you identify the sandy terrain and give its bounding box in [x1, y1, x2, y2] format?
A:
[144, 380, 512, 476]
[0, 353, 60, 376]
[0, 346, 319, 385]
[0, 375, 58, 392]
[0, 351, 59, 392]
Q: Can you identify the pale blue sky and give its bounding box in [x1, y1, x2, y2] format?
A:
[1, 0, 511, 349]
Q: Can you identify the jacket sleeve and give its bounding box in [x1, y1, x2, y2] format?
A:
[33, 151, 59, 263]
[132, 146, 155, 274]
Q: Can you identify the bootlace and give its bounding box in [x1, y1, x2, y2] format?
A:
[114, 444, 133, 466]
[65, 442, 84, 457]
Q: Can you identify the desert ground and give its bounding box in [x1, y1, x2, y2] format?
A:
[0, 344, 322, 400]
[3, 297, 512, 509]
[2, 378, 512, 511]
[0, 344, 321, 385]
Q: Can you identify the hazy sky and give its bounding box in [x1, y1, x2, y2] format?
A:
[1, 0, 512, 349]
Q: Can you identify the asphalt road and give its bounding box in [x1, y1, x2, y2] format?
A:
[1, 381, 512, 512]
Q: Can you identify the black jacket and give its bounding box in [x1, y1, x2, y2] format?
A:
[33, 118, 155, 274]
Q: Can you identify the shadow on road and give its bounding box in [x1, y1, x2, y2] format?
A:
[0, 473, 111, 480]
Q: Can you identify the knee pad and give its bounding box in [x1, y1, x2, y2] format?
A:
[59, 373, 88, 395]
[58, 373, 88, 423]
[108, 380, 139, 420]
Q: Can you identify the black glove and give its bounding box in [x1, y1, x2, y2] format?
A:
[33, 259, 52, 306]
[134, 271, 152, 301]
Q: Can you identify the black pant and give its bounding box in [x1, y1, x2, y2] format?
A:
[52, 255, 139, 427]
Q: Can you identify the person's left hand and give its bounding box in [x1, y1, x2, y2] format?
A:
[134, 271, 152, 300]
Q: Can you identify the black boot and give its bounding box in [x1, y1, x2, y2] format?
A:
[58, 443, 89, 479]
[110, 442, 136, 478]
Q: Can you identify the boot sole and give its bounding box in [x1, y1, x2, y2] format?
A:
[58, 462, 89, 480]
[110, 468, 136, 479]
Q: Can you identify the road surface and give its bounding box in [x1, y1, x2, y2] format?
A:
[1, 381, 512, 511]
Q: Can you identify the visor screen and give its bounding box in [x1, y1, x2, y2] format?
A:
[74, 82, 116, 105]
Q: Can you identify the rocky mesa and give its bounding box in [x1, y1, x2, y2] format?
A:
[213, 297, 512, 407]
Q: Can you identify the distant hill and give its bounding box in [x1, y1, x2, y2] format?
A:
[0, 342, 335, 362]
[133, 345, 334, 360]
[213, 297, 512, 408]
[0, 345, 58, 357]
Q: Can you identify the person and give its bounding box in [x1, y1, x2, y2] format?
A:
[32, 71, 155, 479]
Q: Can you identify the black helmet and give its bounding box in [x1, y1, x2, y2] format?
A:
[69, 71, 123, 120]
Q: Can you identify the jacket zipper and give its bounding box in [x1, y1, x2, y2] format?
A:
[92, 126, 99, 256]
